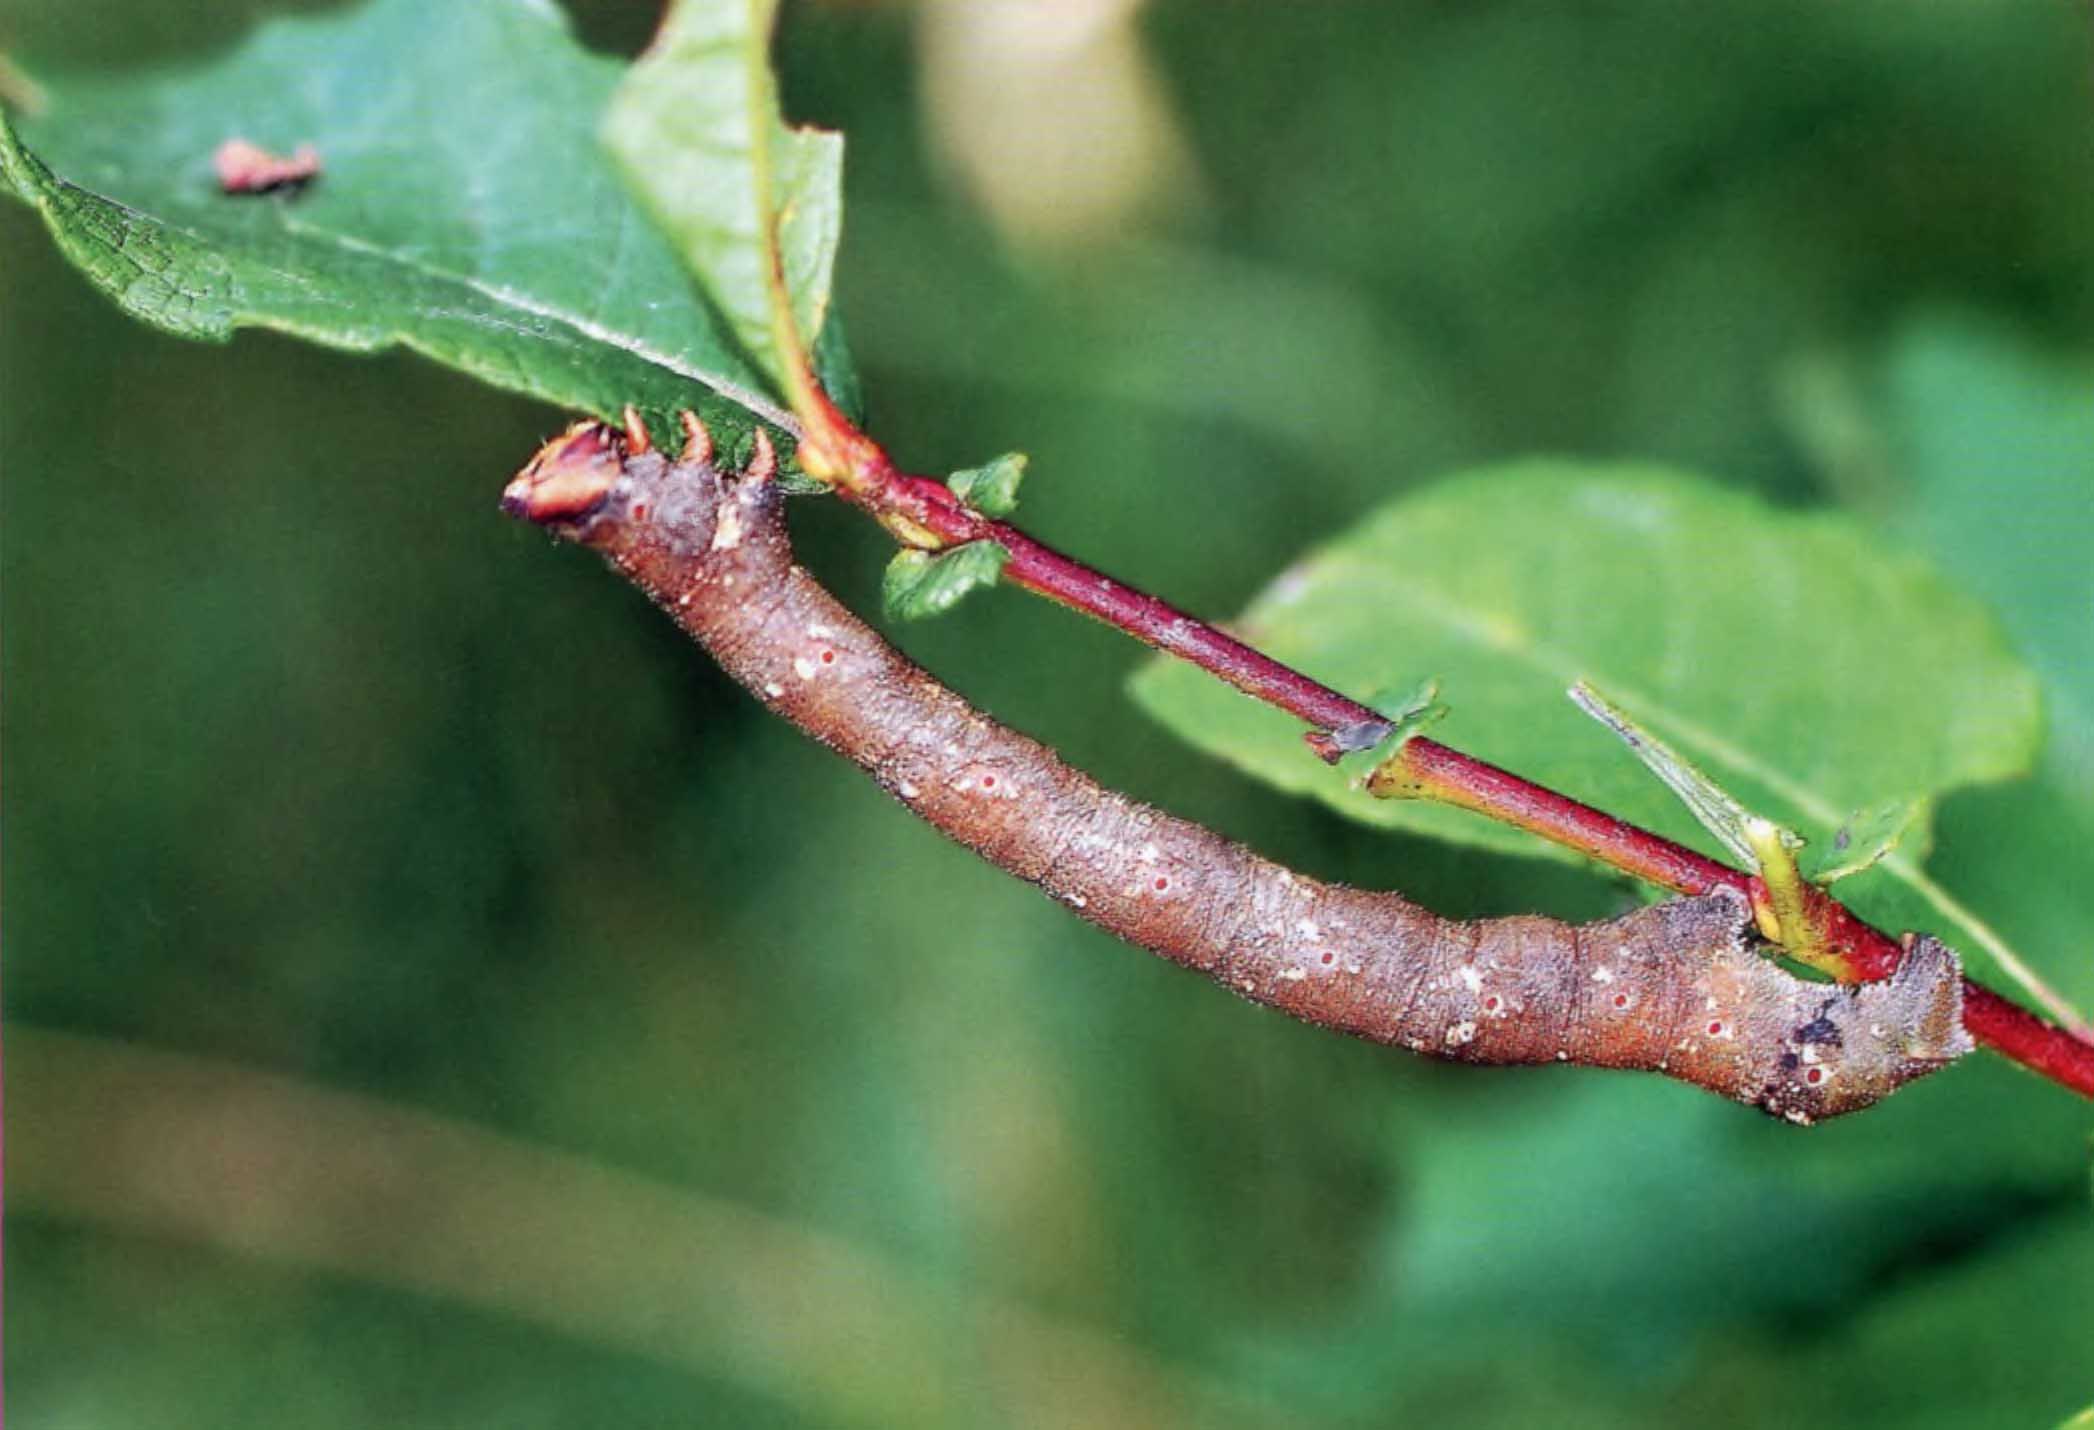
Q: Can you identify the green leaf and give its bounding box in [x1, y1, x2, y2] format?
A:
[1567, 679, 1770, 869]
[1807, 798, 1926, 885]
[946, 452, 1028, 518]
[882, 541, 1011, 622]
[1131, 462, 2051, 1002]
[1829, 309, 2094, 1027]
[602, 0, 842, 396]
[1348, 678, 1450, 770]
[0, 0, 855, 464]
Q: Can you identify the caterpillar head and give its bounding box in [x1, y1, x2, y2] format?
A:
[501, 417, 629, 523]
[502, 409, 774, 554]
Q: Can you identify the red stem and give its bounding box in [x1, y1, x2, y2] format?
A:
[1961, 984, 2094, 1094]
[1386, 736, 1736, 894]
[805, 425, 2094, 1103]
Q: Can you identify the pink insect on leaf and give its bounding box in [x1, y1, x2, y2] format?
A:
[214, 137, 322, 195]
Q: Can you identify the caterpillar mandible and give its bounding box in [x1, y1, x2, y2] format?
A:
[502, 416, 1973, 1124]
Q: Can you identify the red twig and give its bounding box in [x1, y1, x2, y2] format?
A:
[1371, 737, 1735, 894]
[785, 401, 2094, 1104]
[1961, 984, 2094, 1095]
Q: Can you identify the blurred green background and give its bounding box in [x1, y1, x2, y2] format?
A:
[6, 1, 2094, 1425]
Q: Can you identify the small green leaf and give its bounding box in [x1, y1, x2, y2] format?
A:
[1569, 679, 1772, 869]
[882, 541, 1011, 622]
[1807, 799, 1926, 885]
[946, 452, 1028, 518]
[602, 0, 843, 395]
[1349, 678, 1449, 777]
[0, 0, 857, 466]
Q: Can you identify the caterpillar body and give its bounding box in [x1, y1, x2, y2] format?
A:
[503, 418, 1972, 1123]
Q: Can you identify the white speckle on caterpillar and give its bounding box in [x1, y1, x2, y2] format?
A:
[1458, 965, 1484, 992]
[1138, 843, 1160, 863]
[1446, 1020, 1478, 1046]
[1591, 966, 1615, 984]
[761, 681, 784, 699]
[898, 780, 920, 800]
[793, 656, 819, 680]
[1280, 968, 1307, 983]
[1298, 919, 1323, 941]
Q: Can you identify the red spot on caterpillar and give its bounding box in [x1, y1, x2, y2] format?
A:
[1805, 1067, 1825, 1085]
[1707, 1020, 1727, 1037]
[215, 138, 321, 194]
[1152, 876, 1169, 892]
[1613, 993, 1631, 1009]
[820, 648, 837, 666]
[1483, 995, 1502, 1013]
[980, 774, 997, 790]
[1320, 950, 1335, 965]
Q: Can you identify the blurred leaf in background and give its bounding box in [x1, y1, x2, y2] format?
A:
[5, 1, 2093, 1427]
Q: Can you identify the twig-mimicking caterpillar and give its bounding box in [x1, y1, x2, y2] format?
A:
[503, 417, 1974, 1123]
